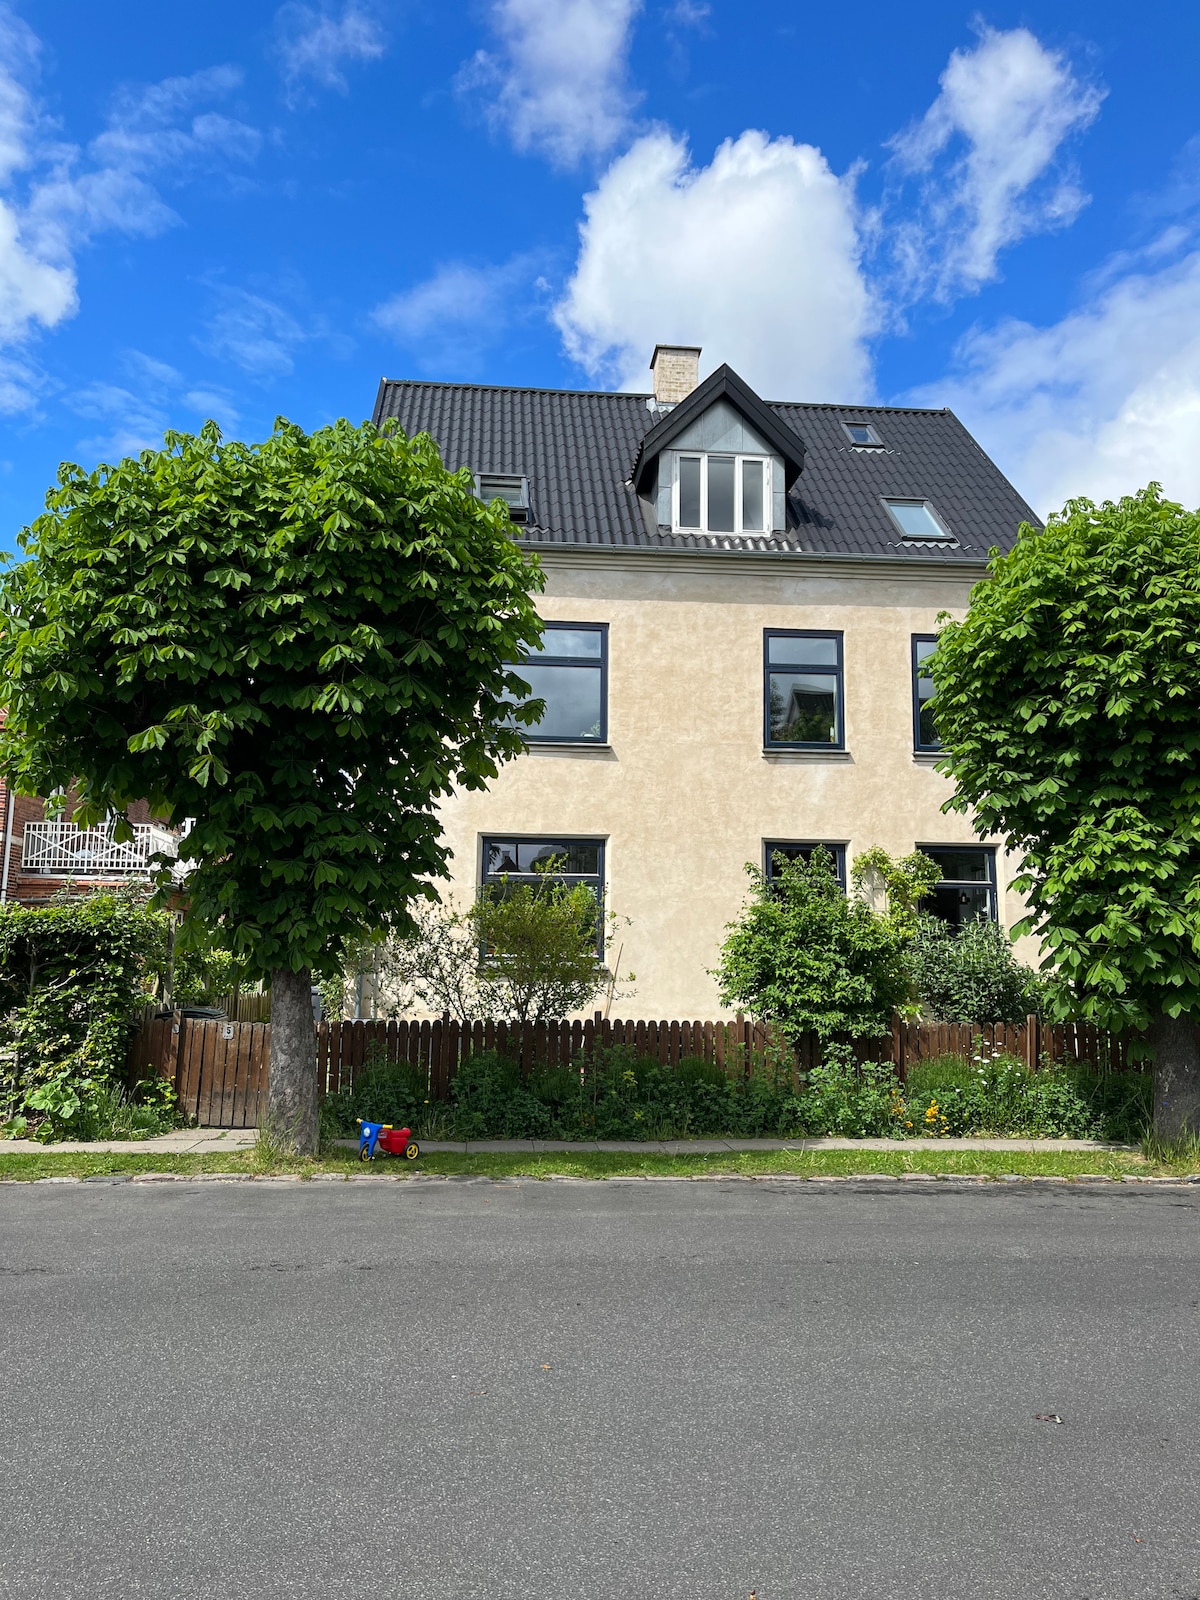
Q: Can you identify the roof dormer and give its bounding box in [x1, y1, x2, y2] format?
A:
[630, 360, 806, 536]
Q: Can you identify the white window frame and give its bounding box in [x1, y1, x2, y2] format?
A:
[672, 452, 772, 535]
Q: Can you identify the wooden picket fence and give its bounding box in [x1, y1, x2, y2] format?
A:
[128, 1009, 1134, 1130]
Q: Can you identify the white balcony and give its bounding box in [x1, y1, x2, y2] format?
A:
[20, 821, 179, 877]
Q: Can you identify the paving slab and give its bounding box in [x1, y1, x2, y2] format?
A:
[0, 1128, 258, 1155]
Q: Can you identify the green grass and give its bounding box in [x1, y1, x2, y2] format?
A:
[1, 1144, 1197, 1182]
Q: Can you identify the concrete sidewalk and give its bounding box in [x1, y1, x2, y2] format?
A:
[0, 1128, 258, 1155]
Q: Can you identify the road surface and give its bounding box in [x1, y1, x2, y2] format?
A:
[2, 1176, 1197, 1598]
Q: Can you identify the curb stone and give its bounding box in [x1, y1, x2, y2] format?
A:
[2, 1172, 1197, 1189]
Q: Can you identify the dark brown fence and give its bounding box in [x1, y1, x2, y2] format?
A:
[131, 1010, 1134, 1129]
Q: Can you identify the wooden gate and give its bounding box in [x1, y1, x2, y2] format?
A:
[129, 1014, 269, 1129]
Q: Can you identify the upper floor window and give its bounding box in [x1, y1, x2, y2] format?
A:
[920, 846, 997, 928]
[912, 634, 940, 751]
[509, 622, 607, 744]
[476, 473, 530, 524]
[764, 631, 844, 749]
[675, 453, 770, 534]
[764, 841, 847, 891]
[883, 498, 953, 543]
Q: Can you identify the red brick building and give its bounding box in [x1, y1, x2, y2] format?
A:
[0, 780, 179, 906]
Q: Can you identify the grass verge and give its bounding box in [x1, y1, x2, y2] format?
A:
[1, 1144, 1198, 1182]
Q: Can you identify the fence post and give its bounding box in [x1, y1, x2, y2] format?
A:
[1025, 1013, 1039, 1072]
[892, 1013, 905, 1083]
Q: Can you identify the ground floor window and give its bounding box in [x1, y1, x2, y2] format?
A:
[763, 840, 847, 890]
[481, 837, 606, 952]
[920, 846, 997, 927]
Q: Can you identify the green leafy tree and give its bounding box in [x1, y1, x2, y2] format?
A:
[471, 876, 614, 1022]
[380, 872, 625, 1024]
[851, 846, 942, 934]
[715, 847, 911, 1041]
[907, 913, 1044, 1024]
[930, 485, 1200, 1133]
[0, 418, 545, 1151]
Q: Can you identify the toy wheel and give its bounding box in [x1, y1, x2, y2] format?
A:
[404, 1141, 420, 1160]
[359, 1145, 372, 1162]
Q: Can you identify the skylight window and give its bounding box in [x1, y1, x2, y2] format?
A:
[476, 473, 530, 523]
[883, 499, 954, 542]
[842, 422, 882, 447]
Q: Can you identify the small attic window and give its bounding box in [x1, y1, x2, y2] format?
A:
[476, 473, 530, 523]
[842, 422, 883, 447]
[883, 498, 955, 543]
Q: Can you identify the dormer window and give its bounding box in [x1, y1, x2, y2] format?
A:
[883, 498, 954, 543]
[842, 422, 883, 447]
[476, 473, 530, 523]
[674, 453, 770, 534]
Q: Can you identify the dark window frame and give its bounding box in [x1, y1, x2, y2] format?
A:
[919, 845, 998, 927]
[510, 621, 609, 745]
[763, 840, 848, 890]
[479, 835, 607, 955]
[912, 633, 940, 752]
[841, 421, 883, 447]
[881, 497, 955, 543]
[475, 473, 531, 524]
[763, 629, 846, 750]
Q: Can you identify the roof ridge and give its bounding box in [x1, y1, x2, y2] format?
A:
[377, 377, 952, 416]
[377, 377, 653, 400]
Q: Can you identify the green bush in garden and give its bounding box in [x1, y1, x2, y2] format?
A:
[0, 889, 179, 1143]
[319, 1043, 1149, 1145]
[908, 914, 1046, 1024]
[903, 1051, 1149, 1141]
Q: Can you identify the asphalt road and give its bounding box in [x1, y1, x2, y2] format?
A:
[2, 1178, 1199, 1600]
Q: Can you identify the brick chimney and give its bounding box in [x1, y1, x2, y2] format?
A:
[649, 344, 701, 406]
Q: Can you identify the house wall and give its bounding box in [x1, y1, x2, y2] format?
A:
[433, 547, 1036, 1018]
[0, 782, 162, 905]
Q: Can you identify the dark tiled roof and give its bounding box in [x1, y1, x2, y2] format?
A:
[372, 377, 1040, 562]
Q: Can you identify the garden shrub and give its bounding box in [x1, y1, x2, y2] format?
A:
[0, 889, 175, 1142]
[907, 914, 1046, 1024]
[903, 1050, 1150, 1140]
[320, 1048, 433, 1141]
[715, 849, 913, 1041]
[316, 1042, 1149, 1146]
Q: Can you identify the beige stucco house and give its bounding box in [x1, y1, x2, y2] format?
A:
[373, 348, 1041, 1018]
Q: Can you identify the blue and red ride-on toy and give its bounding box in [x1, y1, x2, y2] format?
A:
[357, 1118, 421, 1163]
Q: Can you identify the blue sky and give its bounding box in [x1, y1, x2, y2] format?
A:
[1, 0, 1198, 538]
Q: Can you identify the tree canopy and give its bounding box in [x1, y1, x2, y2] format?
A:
[0, 416, 546, 1147]
[715, 847, 914, 1041]
[930, 485, 1200, 1132]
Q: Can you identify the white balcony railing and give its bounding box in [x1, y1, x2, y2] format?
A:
[20, 822, 179, 877]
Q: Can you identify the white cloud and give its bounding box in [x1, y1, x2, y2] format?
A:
[888, 26, 1103, 300]
[204, 288, 308, 378]
[25, 67, 260, 264]
[0, 34, 259, 385]
[372, 256, 541, 370]
[554, 129, 875, 400]
[462, 0, 642, 168]
[909, 242, 1200, 514]
[0, 350, 41, 413]
[275, 3, 385, 105]
[69, 350, 241, 458]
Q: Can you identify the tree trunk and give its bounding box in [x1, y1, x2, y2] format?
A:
[265, 966, 318, 1154]
[1148, 1011, 1200, 1138]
